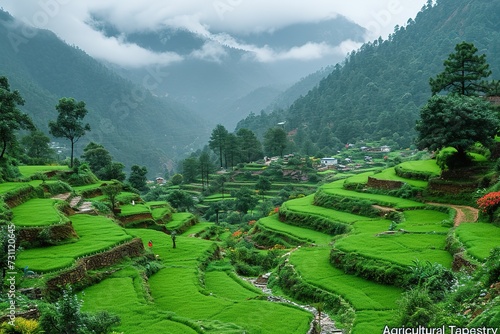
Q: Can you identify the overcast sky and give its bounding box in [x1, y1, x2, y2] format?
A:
[1, 0, 428, 67]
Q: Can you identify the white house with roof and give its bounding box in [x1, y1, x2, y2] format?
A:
[320, 157, 338, 166]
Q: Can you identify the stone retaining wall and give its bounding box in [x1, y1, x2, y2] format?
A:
[4, 186, 37, 208]
[452, 252, 476, 272]
[118, 213, 154, 225]
[428, 179, 478, 194]
[367, 176, 404, 190]
[45, 238, 144, 292]
[18, 221, 78, 246]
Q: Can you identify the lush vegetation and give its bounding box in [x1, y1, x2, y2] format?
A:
[236, 0, 500, 157]
[2, 0, 500, 332]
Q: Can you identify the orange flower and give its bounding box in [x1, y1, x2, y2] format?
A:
[232, 230, 243, 238]
[477, 191, 500, 213]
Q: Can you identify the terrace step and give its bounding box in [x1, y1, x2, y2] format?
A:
[76, 201, 95, 214]
[52, 192, 72, 201]
[70, 196, 82, 208]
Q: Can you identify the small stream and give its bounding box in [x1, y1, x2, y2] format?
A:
[244, 273, 342, 334]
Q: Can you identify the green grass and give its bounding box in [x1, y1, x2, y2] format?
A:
[72, 183, 103, 193]
[372, 168, 429, 188]
[203, 193, 235, 202]
[397, 160, 441, 175]
[16, 215, 132, 272]
[258, 216, 334, 245]
[146, 201, 170, 208]
[128, 229, 312, 334]
[455, 222, 500, 261]
[352, 310, 399, 334]
[166, 212, 195, 230]
[118, 203, 151, 216]
[343, 171, 373, 185]
[0, 180, 43, 194]
[320, 179, 425, 209]
[181, 222, 214, 236]
[81, 270, 200, 334]
[283, 195, 372, 224]
[290, 247, 403, 310]
[151, 206, 171, 220]
[11, 199, 64, 227]
[334, 220, 453, 267]
[204, 271, 262, 300]
[18, 165, 70, 177]
[399, 210, 451, 233]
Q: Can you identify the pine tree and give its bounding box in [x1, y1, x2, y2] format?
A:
[430, 41, 492, 96]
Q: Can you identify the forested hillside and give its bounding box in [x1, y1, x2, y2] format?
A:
[237, 0, 500, 155]
[0, 10, 209, 176]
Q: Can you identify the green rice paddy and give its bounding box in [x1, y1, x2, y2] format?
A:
[0, 180, 43, 194]
[12, 198, 64, 227]
[397, 160, 441, 175]
[6, 159, 498, 334]
[81, 271, 200, 334]
[290, 247, 402, 311]
[18, 165, 70, 177]
[16, 214, 133, 272]
[371, 167, 429, 188]
[258, 215, 333, 245]
[320, 179, 425, 209]
[455, 223, 500, 261]
[166, 212, 196, 230]
[282, 195, 372, 224]
[127, 229, 312, 333]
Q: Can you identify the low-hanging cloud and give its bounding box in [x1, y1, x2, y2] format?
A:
[1, 0, 427, 67]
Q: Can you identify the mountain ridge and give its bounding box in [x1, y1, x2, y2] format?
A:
[0, 10, 209, 176]
[237, 0, 500, 155]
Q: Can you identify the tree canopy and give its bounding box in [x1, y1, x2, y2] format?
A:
[21, 130, 54, 164]
[430, 41, 492, 96]
[416, 94, 499, 161]
[0, 76, 35, 158]
[82, 142, 125, 181]
[264, 127, 288, 157]
[208, 124, 229, 168]
[49, 97, 91, 167]
[128, 165, 148, 191]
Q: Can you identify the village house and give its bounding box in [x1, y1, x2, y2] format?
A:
[320, 157, 338, 166]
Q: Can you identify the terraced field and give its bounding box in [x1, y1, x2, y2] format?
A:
[6, 176, 312, 333]
[108, 228, 313, 333]
[16, 214, 133, 272]
[256, 161, 466, 333]
[320, 178, 426, 209]
[12, 198, 65, 227]
[4, 160, 499, 333]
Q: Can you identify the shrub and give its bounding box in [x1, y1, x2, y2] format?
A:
[397, 288, 437, 327]
[330, 249, 408, 286]
[477, 191, 500, 222]
[41, 181, 72, 195]
[403, 260, 455, 301]
[39, 286, 120, 334]
[395, 165, 436, 181]
[91, 201, 111, 214]
[278, 205, 351, 235]
[313, 190, 379, 217]
[481, 247, 500, 286]
[0, 157, 21, 182]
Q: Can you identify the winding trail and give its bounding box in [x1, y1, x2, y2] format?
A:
[427, 203, 479, 226]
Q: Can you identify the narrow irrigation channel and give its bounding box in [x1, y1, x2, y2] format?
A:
[243, 272, 342, 334]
